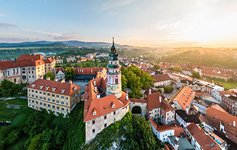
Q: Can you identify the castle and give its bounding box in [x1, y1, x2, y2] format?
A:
[83, 38, 130, 142]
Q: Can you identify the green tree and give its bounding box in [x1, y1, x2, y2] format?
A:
[28, 134, 42, 150]
[65, 67, 75, 80]
[121, 75, 127, 90]
[44, 72, 55, 80]
[192, 71, 201, 79]
[153, 65, 160, 70]
[164, 85, 174, 93]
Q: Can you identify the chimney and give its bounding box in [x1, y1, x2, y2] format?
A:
[233, 121, 236, 127]
[69, 80, 72, 84]
[61, 79, 65, 83]
[94, 80, 96, 86]
[186, 107, 189, 114]
[159, 96, 162, 103]
[149, 88, 151, 94]
[126, 91, 129, 100]
[46, 77, 50, 80]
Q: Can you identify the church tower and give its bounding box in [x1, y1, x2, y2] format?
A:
[106, 38, 122, 98]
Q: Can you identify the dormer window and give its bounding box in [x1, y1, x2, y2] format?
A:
[73, 87, 77, 90]
[52, 88, 56, 92]
[111, 102, 115, 108]
[40, 86, 44, 89]
[61, 89, 65, 94]
[93, 109, 97, 116]
[32, 84, 35, 87]
[46, 87, 49, 90]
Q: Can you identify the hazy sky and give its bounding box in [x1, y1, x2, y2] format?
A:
[0, 0, 237, 47]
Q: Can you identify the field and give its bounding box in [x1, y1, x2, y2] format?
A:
[0, 98, 28, 122]
[205, 77, 237, 90]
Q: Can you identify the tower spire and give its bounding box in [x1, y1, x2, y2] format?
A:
[112, 37, 114, 46]
[111, 37, 116, 53]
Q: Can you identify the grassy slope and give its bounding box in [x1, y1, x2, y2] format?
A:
[0, 98, 28, 122]
[205, 77, 237, 90]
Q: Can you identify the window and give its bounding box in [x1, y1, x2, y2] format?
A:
[104, 115, 107, 119]
[92, 129, 95, 133]
[61, 108, 64, 111]
[114, 111, 116, 115]
[104, 124, 107, 128]
[92, 120, 95, 124]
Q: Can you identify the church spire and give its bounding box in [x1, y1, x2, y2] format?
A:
[111, 37, 116, 53]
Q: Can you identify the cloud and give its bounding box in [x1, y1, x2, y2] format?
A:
[20, 28, 64, 38]
[0, 23, 17, 28]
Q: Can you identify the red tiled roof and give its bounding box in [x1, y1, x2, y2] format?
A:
[160, 100, 174, 112]
[149, 119, 183, 136]
[144, 88, 157, 96]
[130, 98, 147, 103]
[147, 93, 162, 111]
[55, 67, 64, 73]
[74, 67, 103, 75]
[44, 57, 55, 63]
[16, 54, 42, 61]
[172, 86, 195, 110]
[187, 122, 220, 150]
[206, 104, 237, 126]
[28, 79, 80, 96]
[83, 77, 129, 122]
[153, 74, 172, 82]
[0, 54, 45, 69]
[146, 92, 173, 112]
[219, 91, 234, 96]
[0, 61, 17, 69]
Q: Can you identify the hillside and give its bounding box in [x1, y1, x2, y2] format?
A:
[0, 99, 162, 150]
[160, 47, 237, 68]
[0, 40, 131, 49]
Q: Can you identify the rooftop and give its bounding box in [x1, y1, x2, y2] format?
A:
[83, 77, 129, 122]
[175, 110, 200, 124]
[153, 74, 172, 82]
[172, 86, 195, 110]
[187, 122, 221, 150]
[28, 79, 80, 96]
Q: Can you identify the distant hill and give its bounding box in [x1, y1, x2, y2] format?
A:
[160, 47, 237, 68]
[0, 40, 131, 49]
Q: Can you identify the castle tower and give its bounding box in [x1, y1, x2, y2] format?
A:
[106, 37, 122, 98]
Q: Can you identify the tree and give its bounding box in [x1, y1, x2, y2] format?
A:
[121, 75, 127, 90]
[28, 134, 42, 150]
[122, 65, 153, 98]
[65, 67, 75, 80]
[44, 72, 55, 80]
[153, 65, 160, 70]
[132, 115, 159, 150]
[192, 71, 201, 79]
[164, 85, 174, 93]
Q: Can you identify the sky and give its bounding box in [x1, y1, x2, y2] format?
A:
[0, 0, 237, 47]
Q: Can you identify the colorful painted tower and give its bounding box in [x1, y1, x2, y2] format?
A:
[106, 38, 122, 98]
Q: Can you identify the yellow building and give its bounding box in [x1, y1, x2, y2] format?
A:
[27, 78, 80, 117]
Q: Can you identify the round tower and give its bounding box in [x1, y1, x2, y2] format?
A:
[106, 37, 122, 98]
